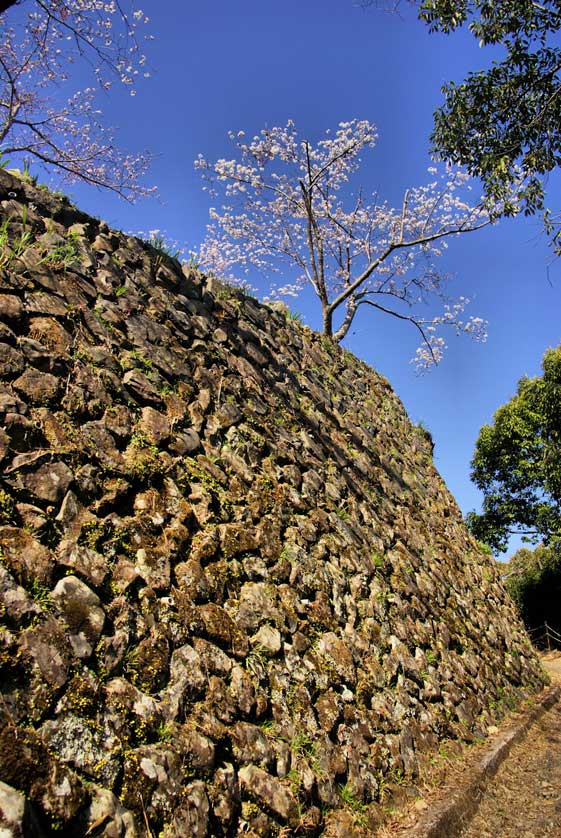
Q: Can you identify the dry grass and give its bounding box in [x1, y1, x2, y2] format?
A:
[372, 683, 557, 837]
[461, 700, 561, 838]
[540, 651, 561, 684]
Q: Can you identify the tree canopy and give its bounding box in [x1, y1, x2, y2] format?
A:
[419, 0, 561, 243]
[196, 120, 490, 369]
[504, 543, 561, 637]
[0, 0, 153, 198]
[468, 345, 561, 552]
[364, 1, 561, 244]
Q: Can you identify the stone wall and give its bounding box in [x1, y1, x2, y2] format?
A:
[0, 169, 546, 837]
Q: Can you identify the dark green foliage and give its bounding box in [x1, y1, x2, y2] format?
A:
[418, 0, 561, 243]
[505, 543, 561, 636]
[468, 345, 561, 552]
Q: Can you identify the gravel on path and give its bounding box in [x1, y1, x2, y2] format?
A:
[375, 656, 561, 838]
[460, 698, 561, 838]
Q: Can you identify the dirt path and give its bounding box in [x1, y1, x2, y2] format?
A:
[460, 657, 561, 838]
[543, 652, 561, 683]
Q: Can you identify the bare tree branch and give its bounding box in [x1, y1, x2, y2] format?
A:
[334, 296, 437, 358]
[196, 120, 492, 368]
[326, 217, 490, 317]
[0, 0, 154, 198]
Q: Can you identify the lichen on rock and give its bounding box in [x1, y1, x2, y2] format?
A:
[0, 168, 547, 836]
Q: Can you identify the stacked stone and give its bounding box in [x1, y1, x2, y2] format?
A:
[0, 169, 545, 837]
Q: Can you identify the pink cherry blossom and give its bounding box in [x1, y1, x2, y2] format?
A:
[196, 120, 495, 369]
[0, 1, 154, 198]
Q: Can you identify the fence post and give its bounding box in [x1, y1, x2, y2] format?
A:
[545, 621, 551, 652]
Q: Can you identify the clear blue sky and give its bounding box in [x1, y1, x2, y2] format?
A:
[15, 0, 561, 558]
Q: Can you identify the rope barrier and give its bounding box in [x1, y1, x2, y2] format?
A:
[528, 622, 561, 650]
[546, 623, 561, 641]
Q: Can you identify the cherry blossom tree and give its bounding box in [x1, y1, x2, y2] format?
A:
[0, 0, 154, 198]
[196, 120, 492, 369]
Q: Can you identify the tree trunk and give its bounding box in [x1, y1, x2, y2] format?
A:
[0, 0, 20, 13]
[322, 305, 333, 338]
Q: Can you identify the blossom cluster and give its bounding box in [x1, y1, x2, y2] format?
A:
[0, 1, 154, 198]
[196, 120, 491, 369]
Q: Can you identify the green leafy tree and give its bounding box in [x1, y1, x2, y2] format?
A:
[504, 543, 561, 636]
[363, 1, 561, 244]
[468, 345, 561, 552]
[421, 0, 561, 234]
